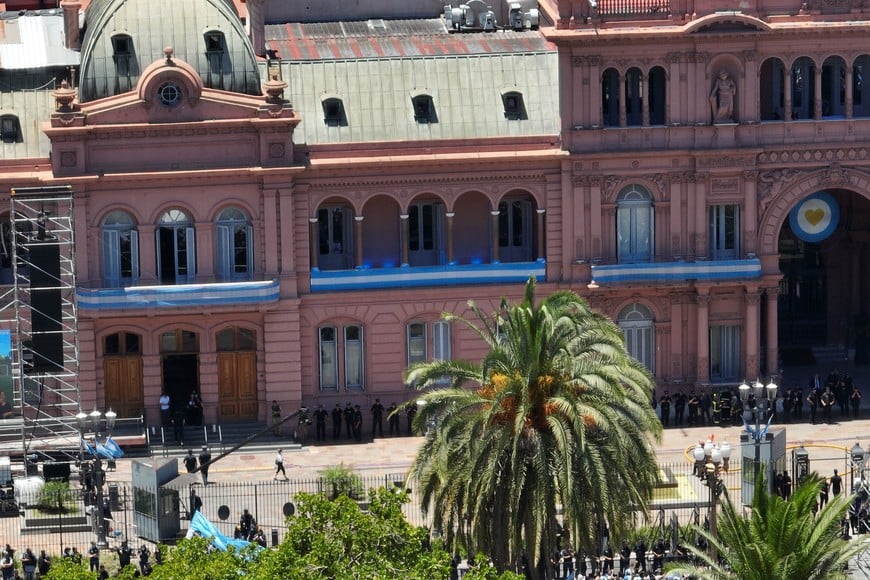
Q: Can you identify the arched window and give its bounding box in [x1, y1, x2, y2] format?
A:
[616, 185, 653, 263]
[215, 208, 252, 282]
[618, 303, 654, 372]
[216, 327, 256, 351]
[648, 66, 666, 125]
[791, 57, 816, 120]
[759, 58, 786, 121]
[822, 56, 846, 118]
[157, 209, 195, 284]
[602, 68, 620, 127]
[102, 210, 139, 288]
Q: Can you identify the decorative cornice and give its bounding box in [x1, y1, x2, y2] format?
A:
[757, 147, 870, 165]
[696, 155, 755, 169]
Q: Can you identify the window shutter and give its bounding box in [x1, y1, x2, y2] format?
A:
[102, 229, 120, 287]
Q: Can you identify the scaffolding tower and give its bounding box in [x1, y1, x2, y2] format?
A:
[10, 186, 80, 461]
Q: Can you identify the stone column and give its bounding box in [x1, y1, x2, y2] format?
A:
[784, 68, 793, 121]
[846, 65, 854, 119]
[745, 288, 761, 379]
[641, 73, 650, 126]
[618, 73, 627, 127]
[536, 209, 546, 261]
[696, 292, 711, 382]
[60, 1, 81, 50]
[400, 214, 410, 266]
[743, 171, 758, 256]
[308, 218, 319, 270]
[263, 188, 278, 275]
[814, 65, 823, 119]
[491, 210, 501, 263]
[446, 212, 455, 264]
[354, 216, 364, 268]
[765, 287, 779, 375]
[138, 224, 157, 284]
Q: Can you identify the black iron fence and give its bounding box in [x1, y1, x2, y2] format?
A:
[0, 461, 750, 562]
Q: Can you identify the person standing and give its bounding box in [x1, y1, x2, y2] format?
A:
[352, 405, 363, 442]
[20, 548, 36, 580]
[407, 402, 418, 435]
[819, 478, 830, 508]
[674, 391, 687, 426]
[700, 390, 712, 425]
[116, 542, 133, 571]
[687, 391, 699, 426]
[187, 391, 203, 426]
[851, 384, 862, 418]
[190, 489, 203, 515]
[184, 449, 197, 473]
[199, 445, 211, 485]
[87, 541, 100, 572]
[821, 387, 835, 424]
[387, 402, 400, 436]
[807, 389, 819, 425]
[274, 448, 288, 481]
[371, 398, 384, 438]
[159, 392, 171, 427]
[270, 400, 282, 436]
[658, 391, 671, 427]
[313, 404, 328, 442]
[37, 551, 50, 577]
[331, 403, 343, 439]
[0, 550, 13, 580]
[343, 402, 355, 440]
[172, 406, 186, 445]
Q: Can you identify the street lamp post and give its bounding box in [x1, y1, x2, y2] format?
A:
[738, 378, 778, 488]
[77, 408, 117, 547]
[694, 440, 730, 562]
[851, 442, 866, 494]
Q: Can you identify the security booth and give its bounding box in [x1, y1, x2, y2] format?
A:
[792, 445, 811, 486]
[132, 459, 182, 542]
[740, 427, 787, 505]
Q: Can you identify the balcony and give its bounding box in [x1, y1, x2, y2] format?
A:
[309, 261, 547, 293]
[76, 280, 280, 311]
[590, 258, 760, 285]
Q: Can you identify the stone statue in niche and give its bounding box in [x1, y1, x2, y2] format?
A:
[709, 70, 736, 123]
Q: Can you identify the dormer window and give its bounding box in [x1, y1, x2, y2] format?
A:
[112, 34, 132, 55]
[0, 115, 21, 143]
[502, 91, 528, 120]
[321, 97, 347, 127]
[205, 31, 224, 53]
[412, 95, 437, 124]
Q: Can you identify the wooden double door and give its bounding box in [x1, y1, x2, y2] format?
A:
[217, 351, 258, 421]
[104, 356, 144, 418]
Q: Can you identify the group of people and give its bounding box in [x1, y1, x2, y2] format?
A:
[299, 400, 419, 443]
[159, 391, 204, 446]
[182, 446, 212, 485]
[0, 545, 47, 580]
[655, 368, 861, 428]
[233, 508, 267, 546]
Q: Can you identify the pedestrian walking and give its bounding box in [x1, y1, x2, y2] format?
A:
[199, 445, 212, 485]
[274, 448, 288, 481]
[183, 449, 197, 473]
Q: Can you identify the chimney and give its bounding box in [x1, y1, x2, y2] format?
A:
[61, 0, 81, 51]
[247, 0, 267, 58]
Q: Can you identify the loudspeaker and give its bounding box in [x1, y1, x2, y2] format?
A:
[29, 243, 63, 372]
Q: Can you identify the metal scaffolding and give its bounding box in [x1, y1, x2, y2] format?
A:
[10, 186, 80, 460]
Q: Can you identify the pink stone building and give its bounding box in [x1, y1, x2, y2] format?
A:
[0, 0, 867, 430]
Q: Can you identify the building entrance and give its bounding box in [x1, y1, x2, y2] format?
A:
[159, 329, 200, 415]
[776, 189, 870, 362]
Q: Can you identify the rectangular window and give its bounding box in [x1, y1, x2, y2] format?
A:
[710, 325, 740, 381]
[623, 325, 654, 373]
[408, 323, 426, 366]
[102, 229, 139, 288]
[710, 205, 739, 260]
[432, 321, 451, 361]
[319, 327, 338, 391]
[344, 325, 364, 390]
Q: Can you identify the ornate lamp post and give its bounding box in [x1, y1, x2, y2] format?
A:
[851, 442, 866, 494]
[77, 408, 117, 547]
[738, 378, 778, 486]
[693, 439, 731, 560]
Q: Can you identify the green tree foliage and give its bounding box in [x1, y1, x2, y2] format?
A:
[116, 537, 255, 580]
[253, 488, 451, 579]
[404, 277, 662, 577]
[319, 462, 365, 500]
[668, 474, 869, 579]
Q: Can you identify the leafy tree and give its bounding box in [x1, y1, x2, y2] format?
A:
[44, 557, 97, 579]
[668, 474, 869, 579]
[252, 488, 451, 579]
[125, 537, 255, 580]
[319, 462, 365, 500]
[404, 277, 662, 578]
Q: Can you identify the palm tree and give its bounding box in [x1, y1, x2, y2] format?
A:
[404, 277, 662, 578]
[668, 474, 868, 579]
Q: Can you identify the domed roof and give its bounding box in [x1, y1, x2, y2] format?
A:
[78, 0, 260, 103]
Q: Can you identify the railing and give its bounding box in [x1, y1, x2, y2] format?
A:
[596, 0, 671, 17]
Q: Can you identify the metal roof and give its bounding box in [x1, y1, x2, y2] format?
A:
[275, 49, 559, 145]
[0, 11, 80, 70]
[0, 87, 55, 159]
[266, 19, 555, 61]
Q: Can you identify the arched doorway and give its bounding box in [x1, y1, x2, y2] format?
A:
[777, 189, 870, 361]
[160, 329, 199, 415]
[216, 327, 257, 421]
[103, 331, 143, 418]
